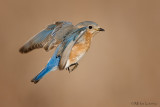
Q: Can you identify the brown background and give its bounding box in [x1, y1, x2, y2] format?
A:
[0, 0, 160, 107]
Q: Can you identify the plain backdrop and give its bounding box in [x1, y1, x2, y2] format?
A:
[0, 0, 160, 107]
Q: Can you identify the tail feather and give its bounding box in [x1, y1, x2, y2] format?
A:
[31, 66, 58, 84]
[31, 45, 61, 84]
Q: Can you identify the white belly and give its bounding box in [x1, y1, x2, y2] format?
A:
[65, 52, 85, 68]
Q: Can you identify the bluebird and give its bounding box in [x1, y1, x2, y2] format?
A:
[19, 21, 105, 84]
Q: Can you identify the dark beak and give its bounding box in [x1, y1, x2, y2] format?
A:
[98, 28, 105, 31]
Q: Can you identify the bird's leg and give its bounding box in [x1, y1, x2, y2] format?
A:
[71, 63, 79, 72]
[66, 63, 79, 73]
[66, 67, 71, 73]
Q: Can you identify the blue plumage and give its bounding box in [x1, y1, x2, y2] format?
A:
[62, 27, 87, 50]
[31, 45, 61, 83]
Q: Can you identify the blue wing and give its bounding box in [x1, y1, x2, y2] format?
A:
[31, 44, 61, 84]
[19, 21, 74, 53]
[19, 24, 56, 53]
[58, 27, 87, 70]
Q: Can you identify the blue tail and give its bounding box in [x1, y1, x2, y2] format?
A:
[31, 45, 61, 84]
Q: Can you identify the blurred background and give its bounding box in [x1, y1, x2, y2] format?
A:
[0, 0, 160, 107]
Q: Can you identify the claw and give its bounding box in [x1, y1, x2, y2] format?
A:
[71, 63, 78, 71]
[66, 63, 79, 73]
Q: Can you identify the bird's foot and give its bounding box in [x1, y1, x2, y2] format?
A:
[66, 63, 79, 73]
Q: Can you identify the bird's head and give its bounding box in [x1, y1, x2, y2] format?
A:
[76, 21, 105, 35]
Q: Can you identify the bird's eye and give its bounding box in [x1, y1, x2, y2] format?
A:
[88, 26, 92, 29]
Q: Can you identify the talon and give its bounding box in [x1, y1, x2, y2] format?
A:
[68, 68, 71, 73]
[67, 63, 79, 73]
[71, 63, 78, 71]
[66, 67, 72, 73]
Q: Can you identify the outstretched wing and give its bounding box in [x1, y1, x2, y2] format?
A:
[19, 21, 75, 53]
[58, 27, 87, 70]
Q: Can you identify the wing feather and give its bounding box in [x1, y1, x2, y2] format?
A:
[58, 27, 87, 70]
[19, 21, 74, 53]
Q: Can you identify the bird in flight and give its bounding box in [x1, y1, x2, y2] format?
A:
[19, 21, 105, 84]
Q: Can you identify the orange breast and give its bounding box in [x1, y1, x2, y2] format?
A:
[69, 32, 93, 64]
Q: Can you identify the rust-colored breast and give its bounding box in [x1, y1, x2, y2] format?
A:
[69, 32, 93, 64]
